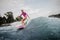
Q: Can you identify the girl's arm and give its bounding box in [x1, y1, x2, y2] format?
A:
[27, 14, 30, 18]
[20, 13, 22, 16]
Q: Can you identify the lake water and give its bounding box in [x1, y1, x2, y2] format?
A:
[0, 17, 60, 40]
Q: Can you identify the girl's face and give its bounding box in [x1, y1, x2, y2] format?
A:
[21, 10, 23, 12]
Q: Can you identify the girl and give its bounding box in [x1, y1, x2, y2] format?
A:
[20, 10, 30, 26]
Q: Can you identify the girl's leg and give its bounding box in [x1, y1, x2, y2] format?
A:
[21, 17, 27, 26]
[21, 19, 24, 26]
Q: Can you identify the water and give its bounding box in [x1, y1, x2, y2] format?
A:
[0, 17, 60, 40]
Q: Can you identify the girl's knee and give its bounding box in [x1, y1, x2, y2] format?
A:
[23, 18, 27, 21]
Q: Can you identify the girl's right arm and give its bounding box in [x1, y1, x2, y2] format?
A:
[20, 13, 22, 16]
